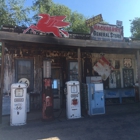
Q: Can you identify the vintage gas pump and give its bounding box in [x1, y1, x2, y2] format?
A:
[10, 83, 27, 126]
[42, 60, 53, 121]
[65, 81, 81, 119]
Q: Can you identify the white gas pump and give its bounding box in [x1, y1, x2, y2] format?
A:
[18, 78, 30, 112]
[10, 83, 27, 126]
[65, 81, 81, 119]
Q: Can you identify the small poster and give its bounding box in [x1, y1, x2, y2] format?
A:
[123, 69, 134, 87]
[109, 70, 121, 88]
[123, 58, 132, 68]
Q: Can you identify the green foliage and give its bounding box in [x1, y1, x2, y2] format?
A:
[7, 0, 32, 26]
[33, 0, 89, 33]
[130, 18, 140, 38]
[32, 0, 53, 19]
[68, 11, 89, 33]
[49, 4, 71, 20]
[0, 0, 15, 25]
[33, 0, 53, 13]
[0, 0, 32, 26]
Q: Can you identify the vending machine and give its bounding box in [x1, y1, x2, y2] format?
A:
[87, 83, 105, 116]
[10, 83, 27, 126]
[65, 81, 81, 119]
[52, 79, 60, 109]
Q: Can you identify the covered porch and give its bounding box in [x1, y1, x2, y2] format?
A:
[0, 31, 140, 122]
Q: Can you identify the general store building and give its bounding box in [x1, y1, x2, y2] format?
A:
[0, 23, 140, 122]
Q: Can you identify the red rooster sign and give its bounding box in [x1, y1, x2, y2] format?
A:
[23, 14, 70, 37]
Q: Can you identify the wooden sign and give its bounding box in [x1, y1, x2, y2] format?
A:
[86, 14, 103, 27]
[91, 23, 124, 41]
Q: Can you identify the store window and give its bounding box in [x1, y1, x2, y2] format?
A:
[15, 59, 34, 91]
[68, 61, 78, 81]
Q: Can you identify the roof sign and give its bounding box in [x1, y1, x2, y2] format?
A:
[23, 14, 70, 38]
[86, 14, 103, 27]
[91, 23, 123, 41]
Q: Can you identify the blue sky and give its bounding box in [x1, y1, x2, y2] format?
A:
[26, 0, 140, 37]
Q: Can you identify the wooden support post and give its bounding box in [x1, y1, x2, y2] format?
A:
[78, 48, 81, 83]
[0, 42, 5, 124]
[137, 50, 140, 101]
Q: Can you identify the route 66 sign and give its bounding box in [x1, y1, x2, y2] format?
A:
[123, 58, 132, 68]
[18, 78, 30, 88]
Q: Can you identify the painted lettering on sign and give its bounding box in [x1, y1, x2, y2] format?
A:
[91, 23, 123, 41]
[86, 14, 103, 27]
[14, 98, 24, 102]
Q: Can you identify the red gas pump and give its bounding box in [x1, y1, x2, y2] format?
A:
[42, 60, 53, 121]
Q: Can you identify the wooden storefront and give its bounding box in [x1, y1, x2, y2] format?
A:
[0, 31, 140, 123]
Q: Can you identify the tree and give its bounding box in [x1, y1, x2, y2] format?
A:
[33, 0, 53, 14]
[0, 0, 32, 26]
[32, 0, 53, 21]
[0, 0, 15, 26]
[32, 0, 89, 33]
[32, 0, 71, 22]
[130, 18, 140, 38]
[68, 11, 89, 33]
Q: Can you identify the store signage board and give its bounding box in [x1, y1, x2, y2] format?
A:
[116, 20, 122, 27]
[90, 23, 123, 41]
[86, 14, 103, 27]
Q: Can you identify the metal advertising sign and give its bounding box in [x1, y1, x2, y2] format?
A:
[86, 14, 103, 27]
[23, 14, 70, 38]
[90, 23, 123, 41]
[116, 20, 122, 27]
[93, 56, 114, 81]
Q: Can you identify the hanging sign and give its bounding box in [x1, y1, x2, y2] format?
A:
[91, 23, 123, 41]
[86, 14, 103, 27]
[23, 14, 70, 38]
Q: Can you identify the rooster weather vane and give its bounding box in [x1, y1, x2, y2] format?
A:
[23, 14, 70, 37]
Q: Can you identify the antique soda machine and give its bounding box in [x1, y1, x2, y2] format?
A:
[65, 81, 81, 119]
[42, 60, 53, 121]
[87, 83, 105, 115]
[52, 79, 61, 109]
[10, 83, 27, 126]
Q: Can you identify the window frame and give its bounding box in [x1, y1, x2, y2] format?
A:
[15, 58, 34, 92]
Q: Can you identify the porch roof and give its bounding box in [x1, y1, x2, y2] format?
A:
[0, 31, 140, 54]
